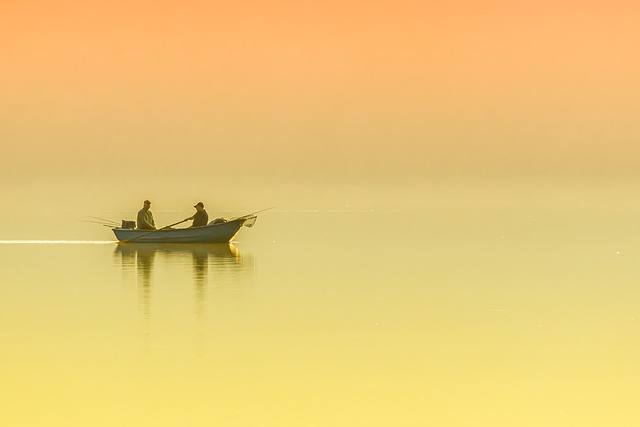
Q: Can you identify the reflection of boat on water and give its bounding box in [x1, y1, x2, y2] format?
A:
[112, 216, 257, 243]
[115, 242, 241, 258]
[114, 242, 251, 278]
[113, 242, 255, 355]
[114, 242, 254, 323]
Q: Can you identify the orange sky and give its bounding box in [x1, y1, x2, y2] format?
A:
[1, 0, 640, 184]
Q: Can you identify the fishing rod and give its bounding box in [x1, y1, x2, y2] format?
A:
[231, 207, 276, 220]
[81, 219, 120, 227]
[89, 216, 120, 225]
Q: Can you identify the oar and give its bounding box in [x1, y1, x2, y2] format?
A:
[122, 219, 189, 243]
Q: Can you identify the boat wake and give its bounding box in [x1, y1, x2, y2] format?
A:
[0, 240, 115, 245]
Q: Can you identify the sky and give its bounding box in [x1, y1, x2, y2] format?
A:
[1, 0, 640, 188]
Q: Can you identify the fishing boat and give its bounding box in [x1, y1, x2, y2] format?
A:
[112, 216, 257, 244]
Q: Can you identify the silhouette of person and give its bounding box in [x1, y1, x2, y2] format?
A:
[186, 202, 209, 227]
[137, 200, 156, 230]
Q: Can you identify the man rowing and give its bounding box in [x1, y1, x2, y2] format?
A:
[185, 201, 209, 227]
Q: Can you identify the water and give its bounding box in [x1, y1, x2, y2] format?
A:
[2, 184, 640, 426]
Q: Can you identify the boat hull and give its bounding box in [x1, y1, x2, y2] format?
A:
[112, 219, 245, 243]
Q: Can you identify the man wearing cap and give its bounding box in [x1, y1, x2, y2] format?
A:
[137, 200, 156, 230]
[186, 202, 209, 227]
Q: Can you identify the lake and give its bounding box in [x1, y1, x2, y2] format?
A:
[1, 182, 640, 426]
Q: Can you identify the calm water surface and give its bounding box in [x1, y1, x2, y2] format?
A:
[2, 187, 640, 426]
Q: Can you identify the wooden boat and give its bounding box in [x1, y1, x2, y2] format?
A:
[112, 216, 256, 244]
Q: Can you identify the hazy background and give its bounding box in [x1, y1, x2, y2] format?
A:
[2, 1, 640, 192]
[4, 3, 640, 425]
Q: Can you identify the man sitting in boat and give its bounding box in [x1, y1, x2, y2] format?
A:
[185, 202, 209, 227]
[137, 200, 156, 230]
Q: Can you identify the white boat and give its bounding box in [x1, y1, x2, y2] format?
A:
[112, 216, 256, 244]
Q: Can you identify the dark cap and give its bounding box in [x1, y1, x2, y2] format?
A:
[144, 200, 151, 204]
[194, 202, 204, 208]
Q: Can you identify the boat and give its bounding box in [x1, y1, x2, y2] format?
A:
[112, 216, 257, 244]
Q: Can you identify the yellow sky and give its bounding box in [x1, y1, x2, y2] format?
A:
[1, 0, 640, 184]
